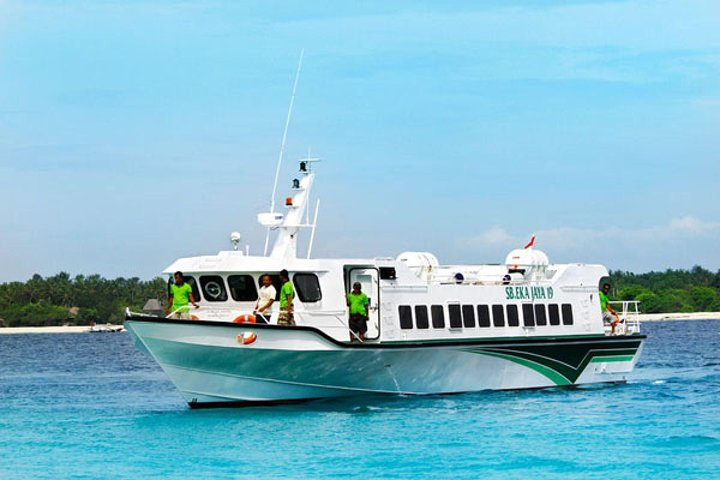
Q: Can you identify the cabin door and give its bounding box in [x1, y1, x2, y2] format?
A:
[347, 268, 380, 340]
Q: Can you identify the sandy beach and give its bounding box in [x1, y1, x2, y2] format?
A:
[0, 325, 125, 334]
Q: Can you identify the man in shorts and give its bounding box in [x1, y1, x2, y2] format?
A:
[277, 269, 296, 326]
[165, 271, 199, 319]
[600, 282, 620, 334]
[346, 282, 369, 342]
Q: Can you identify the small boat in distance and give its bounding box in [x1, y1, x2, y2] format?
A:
[125, 157, 646, 408]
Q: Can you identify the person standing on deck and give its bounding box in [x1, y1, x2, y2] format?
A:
[347, 282, 369, 342]
[600, 282, 620, 334]
[165, 271, 199, 319]
[254, 274, 276, 323]
[278, 269, 295, 326]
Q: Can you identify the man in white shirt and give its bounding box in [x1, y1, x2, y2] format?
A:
[254, 274, 276, 323]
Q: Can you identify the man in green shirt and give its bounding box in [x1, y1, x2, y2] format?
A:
[600, 282, 620, 334]
[165, 271, 199, 319]
[277, 269, 295, 326]
[347, 282, 369, 342]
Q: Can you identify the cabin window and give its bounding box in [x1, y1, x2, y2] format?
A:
[293, 273, 322, 303]
[462, 305, 476, 328]
[448, 304, 462, 328]
[562, 304, 574, 325]
[415, 305, 429, 329]
[431, 305, 445, 328]
[168, 275, 202, 302]
[228, 275, 259, 302]
[535, 304, 547, 326]
[492, 304, 505, 327]
[522, 303, 535, 327]
[477, 305, 491, 328]
[507, 305, 520, 327]
[199, 275, 228, 302]
[399, 305, 413, 329]
[548, 304, 560, 325]
[379, 267, 397, 280]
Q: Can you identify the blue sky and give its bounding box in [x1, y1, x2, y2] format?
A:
[0, 0, 719, 282]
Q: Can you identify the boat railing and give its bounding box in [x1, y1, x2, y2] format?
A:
[608, 300, 641, 335]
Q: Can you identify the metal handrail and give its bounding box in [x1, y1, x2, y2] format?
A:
[608, 300, 641, 335]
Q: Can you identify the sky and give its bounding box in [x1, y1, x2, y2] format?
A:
[0, 0, 718, 282]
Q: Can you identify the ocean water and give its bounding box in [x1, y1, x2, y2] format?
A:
[1, 321, 719, 479]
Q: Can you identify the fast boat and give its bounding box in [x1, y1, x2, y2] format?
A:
[125, 158, 645, 408]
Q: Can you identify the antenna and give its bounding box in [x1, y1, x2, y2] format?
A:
[264, 49, 304, 256]
[269, 49, 304, 215]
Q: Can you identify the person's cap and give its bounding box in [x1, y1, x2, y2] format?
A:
[353, 282, 361, 289]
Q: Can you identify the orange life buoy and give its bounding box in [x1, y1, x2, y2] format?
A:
[237, 332, 257, 345]
[233, 314, 256, 324]
[190, 314, 200, 321]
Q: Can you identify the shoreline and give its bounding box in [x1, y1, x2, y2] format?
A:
[1, 312, 719, 334]
[0, 325, 125, 335]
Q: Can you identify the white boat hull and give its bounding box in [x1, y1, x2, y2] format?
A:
[125, 317, 645, 407]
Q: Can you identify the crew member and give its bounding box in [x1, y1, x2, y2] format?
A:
[600, 282, 620, 334]
[254, 274, 276, 323]
[347, 282, 369, 342]
[165, 271, 199, 319]
[278, 269, 295, 326]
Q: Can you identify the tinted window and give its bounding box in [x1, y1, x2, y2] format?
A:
[522, 304, 535, 327]
[507, 305, 520, 327]
[399, 305, 413, 329]
[449, 304, 462, 328]
[228, 275, 259, 302]
[477, 305, 491, 328]
[462, 305, 476, 328]
[168, 276, 202, 302]
[431, 305, 445, 328]
[199, 275, 228, 302]
[492, 304, 505, 327]
[535, 304, 547, 326]
[415, 305, 429, 329]
[293, 273, 322, 303]
[548, 304, 560, 325]
[562, 304, 574, 325]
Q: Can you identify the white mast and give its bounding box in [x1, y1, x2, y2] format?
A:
[263, 49, 304, 256]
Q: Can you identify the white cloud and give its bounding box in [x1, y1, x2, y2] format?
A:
[668, 216, 720, 235]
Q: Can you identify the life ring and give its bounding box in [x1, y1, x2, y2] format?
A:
[233, 314, 256, 324]
[237, 332, 257, 345]
[190, 314, 200, 321]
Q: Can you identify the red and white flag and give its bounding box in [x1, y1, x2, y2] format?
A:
[524, 234, 535, 249]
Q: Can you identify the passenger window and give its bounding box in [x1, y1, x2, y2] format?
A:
[293, 273, 322, 303]
[168, 275, 202, 302]
[492, 304, 505, 327]
[228, 275, 259, 302]
[477, 305, 491, 328]
[507, 305, 520, 327]
[415, 305, 429, 329]
[199, 275, 228, 302]
[522, 304, 535, 327]
[462, 305, 476, 328]
[562, 304, 574, 325]
[431, 305, 445, 328]
[535, 304, 547, 326]
[548, 304, 560, 325]
[448, 304, 462, 328]
[399, 305, 413, 329]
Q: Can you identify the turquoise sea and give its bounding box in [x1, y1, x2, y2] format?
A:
[1, 320, 719, 479]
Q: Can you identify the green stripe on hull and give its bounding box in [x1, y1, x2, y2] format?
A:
[462, 338, 642, 385]
[478, 350, 572, 386]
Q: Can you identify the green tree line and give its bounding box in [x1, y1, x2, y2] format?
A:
[0, 273, 166, 327]
[608, 266, 720, 313]
[1, 267, 719, 327]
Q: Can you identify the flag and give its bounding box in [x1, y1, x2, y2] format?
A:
[524, 235, 535, 249]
